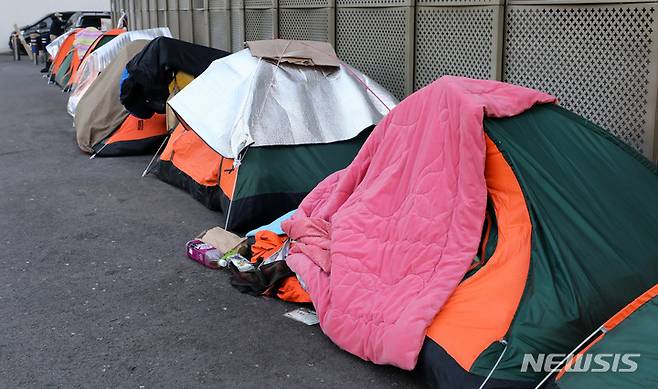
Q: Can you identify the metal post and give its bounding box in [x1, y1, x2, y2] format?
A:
[30, 33, 39, 65]
[12, 35, 20, 61]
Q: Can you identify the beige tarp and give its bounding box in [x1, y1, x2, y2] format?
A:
[75, 40, 149, 153]
[246, 39, 340, 67]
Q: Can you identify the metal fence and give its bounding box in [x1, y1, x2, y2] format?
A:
[112, 0, 658, 160]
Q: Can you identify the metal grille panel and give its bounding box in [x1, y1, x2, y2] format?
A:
[279, 8, 335, 43]
[245, 0, 277, 9]
[337, 0, 411, 8]
[279, 0, 333, 8]
[168, 0, 178, 9]
[157, 10, 167, 26]
[127, 0, 136, 29]
[134, 0, 143, 29]
[167, 10, 180, 37]
[209, 0, 230, 9]
[179, 10, 195, 41]
[231, 8, 246, 51]
[111, 0, 118, 25]
[149, 11, 158, 27]
[418, 0, 501, 5]
[141, 1, 151, 28]
[245, 8, 278, 40]
[193, 9, 210, 45]
[179, 0, 192, 10]
[336, 6, 413, 100]
[504, 4, 658, 157]
[414, 5, 502, 89]
[209, 10, 231, 50]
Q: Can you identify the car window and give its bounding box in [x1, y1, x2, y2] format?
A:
[80, 16, 102, 28]
[29, 16, 49, 29]
[65, 13, 79, 30]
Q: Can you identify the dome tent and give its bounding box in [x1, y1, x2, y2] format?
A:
[267, 76, 658, 388]
[416, 102, 658, 388]
[75, 37, 228, 158]
[74, 40, 167, 157]
[67, 28, 172, 117]
[162, 39, 397, 232]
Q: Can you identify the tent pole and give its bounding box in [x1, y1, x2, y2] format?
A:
[478, 340, 507, 389]
[141, 135, 170, 177]
[533, 325, 605, 389]
[224, 161, 241, 231]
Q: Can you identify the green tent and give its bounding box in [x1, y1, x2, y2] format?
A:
[155, 124, 373, 233]
[54, 50, 74, 88]
[420, 104, 658, 388]
[548, 284, 658, 388]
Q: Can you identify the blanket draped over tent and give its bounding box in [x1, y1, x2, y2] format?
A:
[73, 28, 102, 58]
[282, 76, 555, 370]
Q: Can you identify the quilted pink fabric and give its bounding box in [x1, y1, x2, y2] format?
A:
[282, 76, 556, 369]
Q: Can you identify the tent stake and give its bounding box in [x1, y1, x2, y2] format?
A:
[90, 142, 110, 159]
[142, 135, 169, 177]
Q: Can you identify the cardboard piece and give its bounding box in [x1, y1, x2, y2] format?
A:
[14, 25, 33, 60]
[246, 39, 340, 68]
[197, 227, 246, 256]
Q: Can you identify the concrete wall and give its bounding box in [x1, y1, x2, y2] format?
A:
[1, 0, 111, 52]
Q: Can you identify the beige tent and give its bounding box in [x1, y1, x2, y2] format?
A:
[74, 40, 167, 157]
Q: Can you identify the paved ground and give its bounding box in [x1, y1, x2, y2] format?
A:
[0, 54, 423, 388]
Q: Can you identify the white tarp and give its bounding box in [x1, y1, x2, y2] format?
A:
[67, 28, 171, 117]
[168, 49, 397, 159]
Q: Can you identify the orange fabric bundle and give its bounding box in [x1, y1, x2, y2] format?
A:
[250, 230, 311, 303]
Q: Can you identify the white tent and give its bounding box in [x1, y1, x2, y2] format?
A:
[46, 29, 76, 59]
[168, 42, 397, 160]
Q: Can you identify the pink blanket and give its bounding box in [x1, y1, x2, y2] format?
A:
[282, 76, 555, 369]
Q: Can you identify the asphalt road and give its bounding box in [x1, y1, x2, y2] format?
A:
[0, 54, 423, 388]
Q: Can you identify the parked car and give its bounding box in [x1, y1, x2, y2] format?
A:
[8, 11, 111, 52]
[64, 11, 112, 32]
[8, 12, 75, 51]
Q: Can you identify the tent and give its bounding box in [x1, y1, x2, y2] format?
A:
[67, 28, 125, 90]
[46, 29, 77, 60]
[120, 37, 231, 119]
[75, 37, 223, 158]
[75, 40, 167, 157]
[546, 284, 658, 388]
[67, 28, 172, 117]
[163, 39, 397, 232]
[51, 27, 104, 90]
[417, 100, 658, 388]
[154, 122, 374, 232]
[50, 29, 81, 87]
[267, 76, 658, 388]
